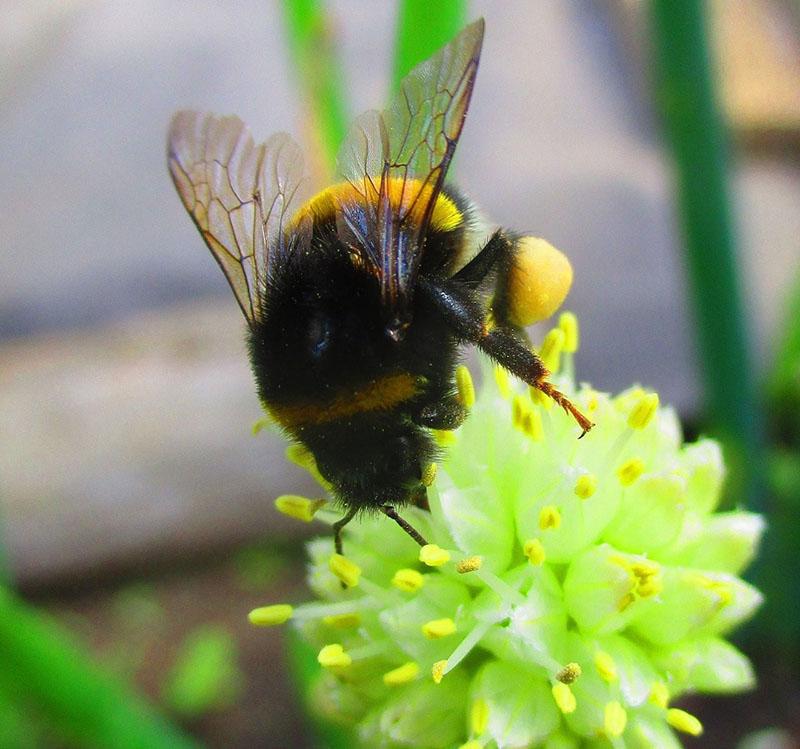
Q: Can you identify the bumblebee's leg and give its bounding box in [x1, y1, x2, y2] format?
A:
[451, 230, 529, 339]
[452, 229, 515, 290]
[411, 395, 467, 430]
[420, 278, 594, 436]
[333, 506, 359, 556]
[381, 505, 429, 547]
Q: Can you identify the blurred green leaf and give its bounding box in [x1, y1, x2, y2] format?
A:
[282, 0, 349, 174]
[768, 270, 800, 434]
[163, 624, 243, 717]
[393, 0, 467, 88]
[0, 587, 197, 748]
[0, 688, 43, 749]
[649, 0, 764, 512]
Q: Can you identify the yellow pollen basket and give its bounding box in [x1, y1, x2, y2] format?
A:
[292, 178, 463, 233]
[505, 237, 573, 327]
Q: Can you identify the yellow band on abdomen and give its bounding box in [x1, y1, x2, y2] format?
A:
[267, 372, 420, 428]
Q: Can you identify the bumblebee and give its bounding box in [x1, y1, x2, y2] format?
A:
[167, 19, 592, 553]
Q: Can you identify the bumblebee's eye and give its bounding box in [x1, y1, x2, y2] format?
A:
[308, 314, 333, 360]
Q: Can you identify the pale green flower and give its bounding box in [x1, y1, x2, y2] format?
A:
[251, 313, 763, 748]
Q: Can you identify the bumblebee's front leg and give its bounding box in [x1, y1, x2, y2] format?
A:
[420, 278, 594, 436]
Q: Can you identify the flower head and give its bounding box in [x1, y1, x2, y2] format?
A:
[254, 315, 763, 748]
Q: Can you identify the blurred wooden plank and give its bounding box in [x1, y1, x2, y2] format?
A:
[714, 0, 800, 148]
[610, 0, 800, 149]
[0, 300, 320, 589]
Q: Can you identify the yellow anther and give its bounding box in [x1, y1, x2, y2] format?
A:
[247, 604, 293, 627]
[617, 592, 636, 612]
[559, 311, 579, 353]
[392, 568, 425, 592]
[328, 554, 361, 588]
[594, 651, 617, 683]
[585, 390, 600, 413]
[685, 573, 734, 608]
[529, 385, 553, 409]
[285, 443, 316, 469]
[552, 682, 577, 714]
[631, 558, 660, 577]
[574, 473, 597, 499]
[615, 387, 646, 411]
[524, 538, 546, 566]
[456, 556, 483, 573]
[420, 544, 451, 567]
[556, 662, 582, 684]
[433, 429, 457, 447]
[636, 575, 663, 598]
[650, 681, 670, 709]
[540, 327, 566, 373]
[666, 708, 704, 736]
[494, 365, 511, 399]
[432, 659, 448, 684]
[628, 393, 660, 430]
[471, 697, 490, 734]
[522, 409, 544, 441]
[251, 416, 271, 435]
[604, 701, 627, 738]
[422, 617, 457, 639]
[322, 612, 361, 629]
[512, 394, 530, 429]
[421, 462, 437, 487]
[456, 365, 476, 408]
[317, 643, 351, 668]
[617, 457, 645, 487]
[274, 495, 326, 522]
[383, 661, 420, 686]
[539, 505, 562, 531]
[630, 560, 662, 598]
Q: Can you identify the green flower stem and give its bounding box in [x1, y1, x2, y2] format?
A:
[282, 0, 349, 175]
[393, 0, 467, 88]
[648, 0, 764, 511]
[0, 587, 198, 749]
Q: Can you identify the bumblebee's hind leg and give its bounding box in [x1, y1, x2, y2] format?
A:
[333, 506, 359, 556]
[419, 277, 594, 436]
[381, 505, 429, 547]
[452, 229, 516, 293]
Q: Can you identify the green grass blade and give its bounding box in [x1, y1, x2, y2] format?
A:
[393, 0, 467, 88]
[648, 0, 764, 510]
[0, 587, 198, 749]
[282, 0, 349, 174]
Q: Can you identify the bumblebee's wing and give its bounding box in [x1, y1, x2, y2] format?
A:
[167, 112, 307, 327]
[336, 19, 484, 327]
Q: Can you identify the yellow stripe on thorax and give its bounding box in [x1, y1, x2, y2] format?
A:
[292, 178, 463, 233]
[267, 372, 419, 428]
